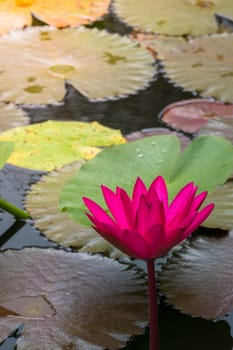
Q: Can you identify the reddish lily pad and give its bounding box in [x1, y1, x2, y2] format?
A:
[161, 33, 233, 103]
[0, 26, 155, 105]
[159, 232, 233, 319]
[0, 248, 148, 349]
[160, 99, 233, 134]
[25, 162, 124, 258]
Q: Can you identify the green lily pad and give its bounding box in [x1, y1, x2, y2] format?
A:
[0, 248, 148, 349]
[159, 232, 233, 319]
[0, 141, 14, 169]
[161, 33, 233, 103]
[0, 26, 155, 105]
[60, 135, 233, 226]
[160, 99, 233, 134]
[0, 120, 125, 171]
[113, 0, 233, 36]
[25, 162, 124, 257]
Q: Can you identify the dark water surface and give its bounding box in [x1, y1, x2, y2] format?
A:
[0, 11, 233, 350]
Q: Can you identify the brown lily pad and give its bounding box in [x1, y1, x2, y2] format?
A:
[0, 103, 29, 132]
[0, 26, 155, 105]
[159, 232, 233, 320]
[161, 33, 233, 103]
[0, 248, 148, 349]
[160, 99, 233, 134]
[25, 162, 124, 258]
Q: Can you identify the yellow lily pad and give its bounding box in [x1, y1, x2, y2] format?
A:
[161, 33, 233, 103]
[113, 0, 233, 36]
[0, 0, 110, 34]
[0, 26, 155, 105]
[0, 120, 126, 171]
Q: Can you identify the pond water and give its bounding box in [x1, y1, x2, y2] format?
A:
[0, 11, 233, 350]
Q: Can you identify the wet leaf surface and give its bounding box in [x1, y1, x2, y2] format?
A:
[0, 26, 155, 105]
[159, 231, 233, 319]
[0, 248, 148, 349]
[160, 33, 233, 103]
[0, 121, 125, 171]
[0, 0, 110, 34]
[60, 135, 233, 225]
[113, 0, 233, 35]
[160, 99, 233, 134]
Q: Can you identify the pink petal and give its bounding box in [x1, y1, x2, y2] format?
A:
[159, 226, 185, 256]
[101, 185, 130, 229]
[181, 203, 215, 239]
[190, 191, 208, 211]
[167, 182, 197, 223]
[132, 177, 147, 217]
[144, 224, 166, 258]
[134, 195, 150, 235]
[148, 175, 168, 209]
[83, 197, 116, 227]
[122, 229, 151, 259]
[147, 192, 166, 227]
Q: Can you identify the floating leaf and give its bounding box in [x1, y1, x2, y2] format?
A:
[0, 142, 14, 170]
[0, 120, 125, 171]
[25, 162, 124, 257]
[201, 180, 233, 230]
[0, 26, 155, 105]
[0, 103, 29, 132]
[159, 232, 233, 319]
[0, 248, 148, 349]
[160, 99, 233, 134]
[60, 135, 233, 225]
[0, 0, 110, 34]
[198, 116, 233, 142]
[161, 33, 233, 103]
[113, 0, 233, 36]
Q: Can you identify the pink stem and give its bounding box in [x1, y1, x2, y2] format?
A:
[146, 259, 159, 350]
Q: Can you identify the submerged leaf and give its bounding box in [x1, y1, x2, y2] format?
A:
[0, 120, 125, 171]
[113, 0, 233, 36]
[60, 135, 233, 225]
[160, 99, 233, 134]
[0, 0, 110, 34]
[0, 26, 155, 105]
[161, 33, 233, 103]
[25, 162, 124, 257]
[159, 232, 233, 319]
[0, 248, 148, 349]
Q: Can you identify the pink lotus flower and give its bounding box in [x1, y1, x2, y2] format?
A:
[83, 175, 214, 350]
[83, 176, 214, 259]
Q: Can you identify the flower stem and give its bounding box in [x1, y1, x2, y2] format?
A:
[0, 197, 29, 220]
[146, 259, 159, 350]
